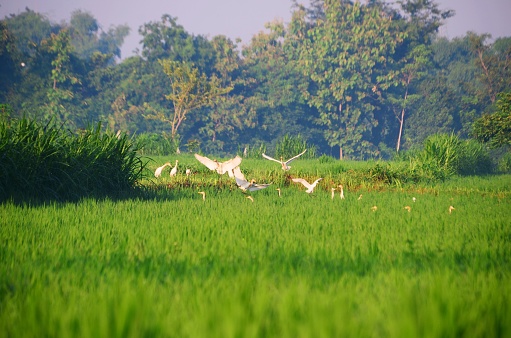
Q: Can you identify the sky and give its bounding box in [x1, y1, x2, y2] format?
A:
[1, 0, 511, 60]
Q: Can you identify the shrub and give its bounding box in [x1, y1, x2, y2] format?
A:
[0, 117, 146, 202]
[458, 139, 494, 175]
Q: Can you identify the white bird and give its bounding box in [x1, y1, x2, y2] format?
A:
[276, 188, 281, 197]
[231, 166, 246, 180]
[198, 191, 206, 201]
[449, 205, 455, 214]
[235, 177, 271, 192]
[154, 162, 171, 177]
[170, 160, 179, 176]
[246, 196, 254, 202]
[331, 187, 336, 199]
[338, 184, 345, 199]
[292, 177, 323, 194]
[186, 168, 191, 176]
[262, 149, 307, 170]
[194, 154, 242, 175]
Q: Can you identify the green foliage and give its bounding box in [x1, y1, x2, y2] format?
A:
[0, 117, 146, 202]
[458, 139, 493, 175]
[274, 134, 316, 159]
[1, 178, 510, 337]
[472, 91, 511, 149]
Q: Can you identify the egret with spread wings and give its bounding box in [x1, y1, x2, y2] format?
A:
[194, 154, 242, 175]
[262, 149, 307, 170]
[292, 177, 323, 194]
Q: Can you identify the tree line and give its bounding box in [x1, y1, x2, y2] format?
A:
[1, 0, 510, 158]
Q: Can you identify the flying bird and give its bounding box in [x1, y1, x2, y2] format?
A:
[292, 177, 323, 194]
[235, 177, 271, 192]
[170, 160, 179, 176]
[262, 149, 307, 170]
[194, 154, 242, 175]
[154, 162, 171, 177]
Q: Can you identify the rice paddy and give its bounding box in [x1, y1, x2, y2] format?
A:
[1, 157, 510, 337]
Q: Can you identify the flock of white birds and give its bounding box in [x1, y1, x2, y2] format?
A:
[153, 150, 455, 212]
[154, 149, 333, 198]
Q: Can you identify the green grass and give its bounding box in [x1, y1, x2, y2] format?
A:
[1, 170, 511, 337]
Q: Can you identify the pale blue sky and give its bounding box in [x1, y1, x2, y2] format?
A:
[1, 0, 510, 59]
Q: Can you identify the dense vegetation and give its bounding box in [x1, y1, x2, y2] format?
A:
[1, 175, 510, 337]
[1, 0, 510, 158]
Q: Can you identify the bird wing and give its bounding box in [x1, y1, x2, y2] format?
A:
[235, 176, 251, 190]
[262, 153, 282, 164]
[194, 154, 218, 171]
[312, 178, 323, 186]
[248, 183, 271, 191]
[232, 166, 246, 181]
[218, 156, 242, 174]
[285, 149, 307, 164]
[292, 178, 311, 188]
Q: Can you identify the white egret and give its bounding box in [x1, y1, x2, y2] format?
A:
[154, 162, 171, 177]
[170, 160, 179, 176]
[338, 184, 345, 199]
[246, 196, 254, 202]
[194, 154, 242, 175]
[235, 177, 271, 192]
[262, 149, 307, 170]
[198, 191, 206, 201]
[276, 188, 281, 197]
[449, 205, 455, 214]
[291, 177, 323, 194]
[371, 206, 378, 212]
[412, 197, 416, 202]
[358, 194, 363, 200]
[186, 168, 191, 176]
[331, 187, 336, 199]
[404, 206, 411, 212]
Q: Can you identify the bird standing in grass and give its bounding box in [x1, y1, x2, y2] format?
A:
[292, 177, 323, 194]
[338, 184, 345, 199]
[449, 205, 455, 214]
[404, 206, 411, 212]
[170, 160, 178, 176]
[186, 168, 191, 176]
[246, 196, 254, 202]
[198, 191, 206, 200]
[331, 187, 336, 199]
[262, 149, 307, 170]
[154, 162, 171, 177]
[276, 188, 281, 197]
[194, 154, 242, 175]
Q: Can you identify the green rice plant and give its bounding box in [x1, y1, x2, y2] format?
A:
[1, 178, 510, 337]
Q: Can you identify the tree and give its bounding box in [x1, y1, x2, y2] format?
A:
[472, 92, 511, 149]
[468, 33, 511, 105]
[144, 59, 233, 142]
[295, 0, 405, 158]
[389, 44, 431, 152]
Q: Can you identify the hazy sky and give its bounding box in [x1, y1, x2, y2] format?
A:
[1, 0, 510, 59]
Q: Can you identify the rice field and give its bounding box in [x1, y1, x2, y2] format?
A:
[1, 157, 510, 337]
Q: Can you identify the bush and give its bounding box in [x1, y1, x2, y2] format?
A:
[0, 117, 146, 202]
[458, 139, 494, 175]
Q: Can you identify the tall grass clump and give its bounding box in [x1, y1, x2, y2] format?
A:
[458, 139, 494, 175]
[0, 117, 146, 202]
[274, 134, 316, 159]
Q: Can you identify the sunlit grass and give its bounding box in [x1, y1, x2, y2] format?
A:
[1, 176, 510, 337]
